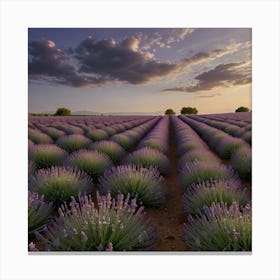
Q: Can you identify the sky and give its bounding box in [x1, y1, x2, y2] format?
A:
[28, 28, 251, 115]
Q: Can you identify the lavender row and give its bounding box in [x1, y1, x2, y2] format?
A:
[29, 117, 167, 210]
[180, 115, 251, 180]
[29, 117, 161, 171]
[138, 115, 169, 154]
[200, 114, 249, 128]
[29, 116, 157, 144]
[188, 115, 251, 145]
[110, 117, 161, 150]
[121, 118, 170, 175]
[29, 115, 145, 128]
[172, 117, 239, 189]
[172, 116, 251, 251]
[200, 112, 251, 123]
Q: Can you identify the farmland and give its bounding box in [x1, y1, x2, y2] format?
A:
[28, 112, 252, 252]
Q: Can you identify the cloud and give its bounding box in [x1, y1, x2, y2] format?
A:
[28, 35, 251, 89]
[163, 61, 251, 92]
[74, 36, 177, 84]
[29, 37, 178, 87]
[121, 36, 139, 52]
[28, 39, 107, 87]
[138, 28, 195, 50]
[197, 93, 222, 98]
[178, 41, 251, 70]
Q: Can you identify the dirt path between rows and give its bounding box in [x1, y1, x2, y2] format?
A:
[145, 119, 188, 251]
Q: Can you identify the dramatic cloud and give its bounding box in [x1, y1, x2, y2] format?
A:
[73, 36, 177, 85]
[28, 40, 107, 87]
[28, 33, 250, 89]
[163, 61, 251, 92]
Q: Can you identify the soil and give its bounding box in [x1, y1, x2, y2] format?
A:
[145, 120, 188, 251]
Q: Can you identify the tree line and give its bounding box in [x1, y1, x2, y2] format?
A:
[165, 106, 250, 115]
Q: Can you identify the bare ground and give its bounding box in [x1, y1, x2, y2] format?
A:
[145, 120, 188, 251]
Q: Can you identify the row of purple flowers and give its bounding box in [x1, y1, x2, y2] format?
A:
[28, 116, 157, 145]
[172, 116, 251, 251]
[187, 114, 251, 145]
[28, 116, 171, 251]
[180, 115, 251, 180]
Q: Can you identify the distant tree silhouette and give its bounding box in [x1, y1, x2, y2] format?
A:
[165, 109, 176, 115]
[180, 107, 198, 114]
[54, 107, 71, 116]
[235, 106, 249, 112]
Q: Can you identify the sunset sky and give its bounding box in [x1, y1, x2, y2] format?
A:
[28, 28, 251, 115]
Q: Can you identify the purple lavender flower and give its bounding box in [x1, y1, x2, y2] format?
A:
[56, 134, 91, 153]
[215, 137, 245, 159]
[42, 127, 66, 140]
[110, 134, 133, 150]
[183, 201, 252, 251]
[124, 147, 170, 175]
[89, 140, 126, 164]
[28, 191, 53, 239]
[64, 150, 113, 180]
[180, 161, 237, 189]
[29, 144, 67, 169]
[107, 242, 113, 251]
[29, 129, 53, 144]
[65, 126, 84, 135]
[99, 165, 166, 207]
[230, 146, 252, 180]
[28, 242, 39, 251]
[86, 129, 109, 141]
[182, 179, 248, 214]
[34, 192, 157, 251]
[29, 166, 93, 207]
[178, 149, 218, 169]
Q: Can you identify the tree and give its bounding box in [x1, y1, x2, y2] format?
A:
[235, 106, 249, 113]
[54, 107, 71, 116]
[180, 107, 198, 115]
[165, 109, 176, 115]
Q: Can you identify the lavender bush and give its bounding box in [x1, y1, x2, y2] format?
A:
[42, 127, 65, 140]
[183, 201, 252, 251]
[103, 127, 117, 136]
[28, 160, 36, 176]
[99, 165, 166, 207]
[182, 179, 248, 214]
[124, 147, 170, 175]
[35, 192, 157, 251]
[29, 129, 53, 144]
[89, 140, 125, 164]
[178, 149, 218, 169]
[28, 191, 53, 239]
[29, 166, 93, 207]
[87, 129, 109, 141]
[230, 147, 252, 180]
[65, 126, 84, 135]
[56, 134, 91, 153]
[180, 161, 236, 189]
[242, 131, 252, 145]
[215, 137, 245, 159]
[111, 134, 133, 150]
[29, 144, 67, 169]
[64, 150, 113, 180]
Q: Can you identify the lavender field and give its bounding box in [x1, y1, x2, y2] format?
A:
[28, 112, 252, 252]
